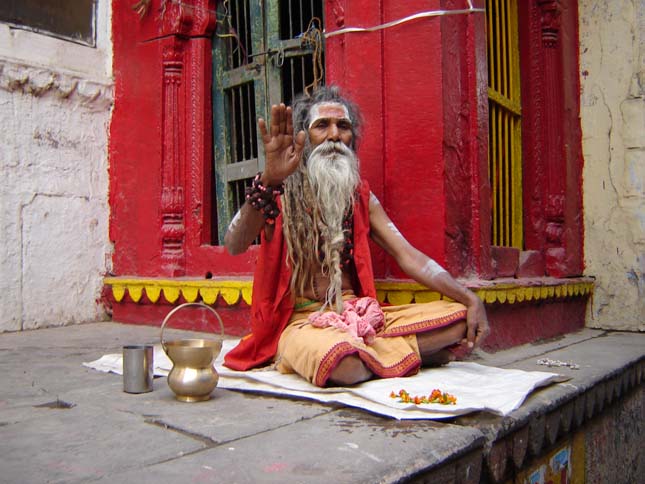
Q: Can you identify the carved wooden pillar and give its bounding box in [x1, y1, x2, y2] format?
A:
[520, 0, 583, 277]
[157, 0, 216, 277]
[538, 0, 567, 271]
[160, 39, 186, 276]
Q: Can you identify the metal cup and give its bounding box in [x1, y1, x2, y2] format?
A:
[123, 345, 153, 393]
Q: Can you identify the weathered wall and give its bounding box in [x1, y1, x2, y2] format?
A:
[583, 386, 644, 484]
[579, 0, 645, 330]
[0, 2, 113, 332]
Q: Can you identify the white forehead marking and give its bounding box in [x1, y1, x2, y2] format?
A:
[421, 259, 447, 278]
[387, 222, 404, 239]
[369, 192, 381, 206]
[308, 102, 351, 129]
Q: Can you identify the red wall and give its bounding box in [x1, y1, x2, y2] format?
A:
[382, 0, 447, 278]
[107, 0, 589, 343]
[110, 0, 489, 281]
[110, 0, 254, 278]
[325, 0, 490, 279]
[110, 3, 164, 276]
[109, 0, 581, 281]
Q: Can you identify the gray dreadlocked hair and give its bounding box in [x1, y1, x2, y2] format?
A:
[282, 86, 362, 313]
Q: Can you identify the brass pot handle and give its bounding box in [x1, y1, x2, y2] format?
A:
[160, 302, 225, 353]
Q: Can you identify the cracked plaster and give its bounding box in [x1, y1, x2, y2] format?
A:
[0, 1, 113, 332]
[580, 0, 645, 330]
[0, 64, 113, 332]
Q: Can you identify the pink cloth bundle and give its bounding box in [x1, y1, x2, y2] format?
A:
[308, 297, 385, 345]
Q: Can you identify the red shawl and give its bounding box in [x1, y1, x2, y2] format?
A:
[224, 180, 377, 370]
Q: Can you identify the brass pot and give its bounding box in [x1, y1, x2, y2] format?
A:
[161, 303, 224, 402]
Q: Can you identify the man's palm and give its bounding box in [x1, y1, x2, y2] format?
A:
[258, 103, 305, 185]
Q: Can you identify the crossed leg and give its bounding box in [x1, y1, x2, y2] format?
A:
[327, 320, 467, 386]
[417, 320, 467, 366]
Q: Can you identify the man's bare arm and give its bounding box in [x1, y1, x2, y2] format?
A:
[224, 203, 268, 255]
[224, 103, 305, 255]
[368, 192, 490, 348]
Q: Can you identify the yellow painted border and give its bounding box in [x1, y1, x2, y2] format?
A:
[376, 280, 594, 305]
[104, 277, 254, 305]
[104, 277, 594, 307]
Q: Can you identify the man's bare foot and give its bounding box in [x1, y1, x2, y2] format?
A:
[328, 354, 373, 386]
[421, 348, 456, 367]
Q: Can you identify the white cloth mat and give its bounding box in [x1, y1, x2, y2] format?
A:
[84, 340, 561, 420]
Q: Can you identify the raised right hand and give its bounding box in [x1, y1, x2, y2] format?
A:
[258, 103, 306, 186]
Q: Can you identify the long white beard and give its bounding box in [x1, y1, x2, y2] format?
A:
[304, 141, 360, 312]
[306, 140, 360, 232]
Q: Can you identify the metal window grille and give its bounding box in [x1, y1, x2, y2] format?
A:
[486, 0, 523, 249]
[212, 0, 324, 244]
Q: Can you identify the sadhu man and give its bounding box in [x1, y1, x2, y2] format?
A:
[224, 86, 489, 387]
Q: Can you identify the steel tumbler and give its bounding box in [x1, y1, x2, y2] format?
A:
[123, 345, 153, 393]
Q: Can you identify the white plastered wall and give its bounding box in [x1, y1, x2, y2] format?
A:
[0, 1, 113, 331]
[579, 0, 645, 330]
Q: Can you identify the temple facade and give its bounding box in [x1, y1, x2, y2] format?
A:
[1, 1, 642, 336]
[105, 0, 594, 348]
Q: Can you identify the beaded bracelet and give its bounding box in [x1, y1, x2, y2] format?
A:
[245, 172, 284, 225]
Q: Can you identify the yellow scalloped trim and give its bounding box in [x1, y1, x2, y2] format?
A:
[104, 278, 253, 305]
[199, 287, 219, 305]
[103, 278, 593, 307]
[162, 286, 180, 303]
[182, 286, 199, 303]
[515, 289, 525, 303]
[241, 286, 253, 305]
[415, 291, 442, 303]
[220, 288, 240, 305]
[128, 285, 143, 303]
[112, 285, 126, 302]
[146, 286, 161, 303]
[485, 291, 498, 304]
[374, 280, 593, 306]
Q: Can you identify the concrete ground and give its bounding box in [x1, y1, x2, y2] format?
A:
[0, 322, 643, 484]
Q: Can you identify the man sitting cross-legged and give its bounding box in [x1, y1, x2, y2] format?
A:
[223, 86, 490, 387]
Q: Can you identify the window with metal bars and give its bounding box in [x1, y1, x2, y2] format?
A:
[486, 0, 523, 249]
[212, 0, 324, 244]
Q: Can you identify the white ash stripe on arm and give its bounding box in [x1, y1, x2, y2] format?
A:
[387, 222, 404, 239]
[421, 258, 448, 278]
[227, 209, 242, 233]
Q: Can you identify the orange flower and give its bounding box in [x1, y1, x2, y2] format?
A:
[389, 387, 457, 405]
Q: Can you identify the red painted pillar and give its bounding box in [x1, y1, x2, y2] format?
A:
[381, 0, 447, 279]
[325, 0, 491, 279]
[539, 0, 568, 275]
[325, 0, 387, 276]
[441, 0, 492, 278]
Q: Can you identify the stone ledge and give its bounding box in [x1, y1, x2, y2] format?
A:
[0, 324, 641, 483]
[445, 330, 645, 483]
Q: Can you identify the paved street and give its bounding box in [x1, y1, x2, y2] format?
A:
[0, 322, 643, 483]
